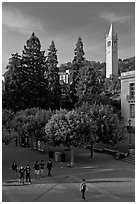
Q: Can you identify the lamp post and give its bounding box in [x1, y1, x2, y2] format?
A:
[128, 119, 132, 149]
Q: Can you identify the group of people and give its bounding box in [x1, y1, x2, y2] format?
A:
[12, 161, 88, 200]
[11, 159, 53, 185]
[12, 162, 31, 184]
[34, 160, 53, 178]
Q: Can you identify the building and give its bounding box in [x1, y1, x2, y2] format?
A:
[121, 70, 135, 127]
[106, 24, 118, 78]
[59, 69, 73, 84]
[2, 80, 5, 92]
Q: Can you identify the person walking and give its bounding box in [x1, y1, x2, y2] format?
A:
[25, 164, 31, 184]
[47, 160, 53, 176]
[80, 179, 87, 200]
[11, 161, 17, 179]
[19, 166, 24, 185]
[40, 160, 45, 177]
[34, 161, 40, 179]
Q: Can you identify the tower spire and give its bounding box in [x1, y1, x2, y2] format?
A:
[108, 23, 116, 37]
[106, 24, 118, 78]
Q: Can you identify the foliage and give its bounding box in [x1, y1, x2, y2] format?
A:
[21, 32, 48, 109]
[12, 108, 53, 148]
[2, 109, 14, 135]
[59, 62, 72, 72]
[76, 61, 105, 106]
[3, 53, 23, 111]
[3, 33, 48, 111]
[70, 37, 85, 107]
[45, 109, 96, 147]
[59, 83, 73, 110]
[76, 103, 127, 145]
[46, 40, 61, 110]
[118, 57, 135, 74]
[104, 75, 121, 96]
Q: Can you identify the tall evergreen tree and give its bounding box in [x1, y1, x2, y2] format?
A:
[22, 32, 48, 109]
[70, 37, 85, 107]
[76, 61, 105, 106]
[3, 53, 23, 111]
[46, 40, 61, 110]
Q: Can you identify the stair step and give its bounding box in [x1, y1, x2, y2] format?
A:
[122, 155, 135, 164]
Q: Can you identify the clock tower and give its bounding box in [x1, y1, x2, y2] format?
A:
[106, 24, 118, 78]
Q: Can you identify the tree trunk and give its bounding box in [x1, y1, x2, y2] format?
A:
[71, 146, 74, 167]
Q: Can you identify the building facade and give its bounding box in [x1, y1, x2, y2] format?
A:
[106, 24, 118, 78]
[59, 69, 73, 84]
[121, 70, 135, 126]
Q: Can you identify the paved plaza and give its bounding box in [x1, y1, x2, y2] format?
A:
[2, 143, 135, 202]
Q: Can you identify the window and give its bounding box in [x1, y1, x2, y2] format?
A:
[113, 41, 117, 46]
[130, 83, 135, 99]
[107, 41, 111, 46]
[130, 104, 135, 118]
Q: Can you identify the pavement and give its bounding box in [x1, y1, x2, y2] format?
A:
[2, 143, 135, 202]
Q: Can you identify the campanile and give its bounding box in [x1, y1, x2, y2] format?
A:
[106, 24, 118, 78]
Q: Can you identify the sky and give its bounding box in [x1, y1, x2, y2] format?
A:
[2, 1, 135, 74]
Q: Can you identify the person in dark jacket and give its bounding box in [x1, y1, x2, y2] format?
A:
[34, 161, 40, 178]
[47, 160, 53, 176]
[40, 160, 45, 177]
[25, 164, 31, 184]
[11, 162, 17, 179]
[19, 166, 24, 185]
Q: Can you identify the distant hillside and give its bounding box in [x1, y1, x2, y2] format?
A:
[118, 57, 135, 74]
[59, 57, 135, 76]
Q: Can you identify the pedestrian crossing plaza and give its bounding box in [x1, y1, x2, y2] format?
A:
[2, 175, 135, 202]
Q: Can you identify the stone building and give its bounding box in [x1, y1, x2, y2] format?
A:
[121, 70, 135, 127]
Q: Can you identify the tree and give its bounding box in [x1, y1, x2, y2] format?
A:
[12, 108, 53, 149]
[46, 40, 61, 110]
[78, 103, 127, 145]
[76, 61, 104, 106]
[118, 57, 135, 75]
[3, 53, 23, 111]
[104, 76, 121, 97]
[21, 32, 48, 109]
[70, 37, 85, 107]
[59, 83, 73, 110]
[2, 109, 14, 140]
[45, 109, 95, 164]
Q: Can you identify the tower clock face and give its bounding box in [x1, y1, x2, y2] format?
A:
[107, 41, 111, 46]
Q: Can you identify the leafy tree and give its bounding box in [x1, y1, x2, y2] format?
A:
[12, 110, 28, 146]
[45, 109, 95, 164]
[2, 109, 14, 137]
[118, 57, 135, 74]
[46, 41, 61, 110]
[77, 103, 127, 145]
[12, 108, 53, 149]
[21, 32, 48, 109]
[59, 62, 72, 72]
[104, 76, 121, 97]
